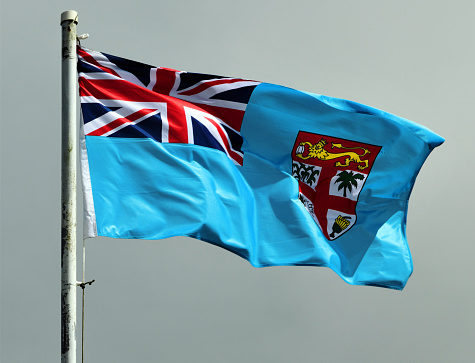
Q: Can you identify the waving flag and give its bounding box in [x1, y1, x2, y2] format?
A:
[79, 47, 444, 290]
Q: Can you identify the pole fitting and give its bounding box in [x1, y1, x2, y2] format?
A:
[77, 280, 95, 289]
[61, 10, 78, 25]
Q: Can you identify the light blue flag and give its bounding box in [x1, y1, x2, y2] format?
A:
[79, 48, 444, 290]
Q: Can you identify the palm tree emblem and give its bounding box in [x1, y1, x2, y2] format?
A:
[334, 171, 364, 198]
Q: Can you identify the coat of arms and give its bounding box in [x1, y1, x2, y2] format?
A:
[292, 131, 381, 240]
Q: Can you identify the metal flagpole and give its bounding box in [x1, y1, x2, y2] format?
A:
[61, 10, 78, 363]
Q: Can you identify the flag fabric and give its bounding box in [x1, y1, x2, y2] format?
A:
[78, 46, 444, 290]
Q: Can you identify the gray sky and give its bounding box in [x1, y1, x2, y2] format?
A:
[1, 1, 474, 362]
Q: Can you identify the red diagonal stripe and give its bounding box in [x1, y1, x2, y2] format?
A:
[178, 78, 245, 96]
[87, 108, 158, 136]
[195, 103, 245, 132]
[80, 78, 162, 102]
[199, 114, 242, 164]
[77, 48, 122, 79]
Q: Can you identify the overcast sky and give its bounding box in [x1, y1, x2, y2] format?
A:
[1, 1, 474, 362]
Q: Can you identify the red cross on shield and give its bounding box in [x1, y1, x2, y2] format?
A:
[291, 131, 382, 240]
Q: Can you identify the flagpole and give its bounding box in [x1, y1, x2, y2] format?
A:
[61, 10, 78, 363]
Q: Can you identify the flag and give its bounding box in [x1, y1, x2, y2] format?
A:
[78, 46, 444, 290]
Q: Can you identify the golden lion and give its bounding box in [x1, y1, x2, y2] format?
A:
[295, 138, 370, 170]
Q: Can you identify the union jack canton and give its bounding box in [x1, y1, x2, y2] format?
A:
[78, 47, 261, 165]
